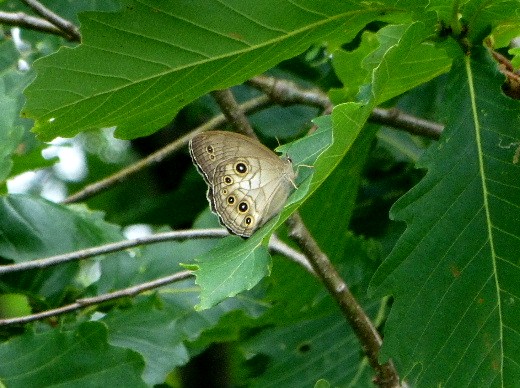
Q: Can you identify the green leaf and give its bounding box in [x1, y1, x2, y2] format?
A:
[510, 47, 520, 69]
[461, 0, 520, 43]
[187, 120, 339, 309]
[493, 23, 520, 49]
[96, 220, 268, 360]
[376, 125, 425, 164]
[0, 39, 42, 185]
[0, 322, 146, 387]
[171, 293, 268, 348]
[331, 22, 451, 105]
[363, 22, 452, 104]
[0, 91, 24, 183]
[329, 31, 379, 103]
[0, 294, 31, 319]
[191, 235, 271, 310]
[0, 195, 123, 261]
[243, 304, 380, 388]
[369, 48, 520, 386]
[103, 296, 189, 386]
[188, 98, 374, 309]
[23, 0, 426, 140]
[0, 195, 127, 303]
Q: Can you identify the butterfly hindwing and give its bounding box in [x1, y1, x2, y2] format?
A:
[189, 131, 296, 237]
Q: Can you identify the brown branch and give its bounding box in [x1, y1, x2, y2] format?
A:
[62, 95, 272, 204]
[64, 76, 444, 205]
[21, 0, 80, 42]
[211, 89, 258, 138]
[0, 270, 193, 326]
[286, 213, 400, 388]
[0, 230, 312, 326]
[488, 44, 515, 73]
[0, 229, 229, 274]
[0, 11, 75, 40]
[371, 107, 443, 140]
[0, 228, 312, 276]
[211, 86, 399, 386]
[487, 44, 520, 100]
[249, 74, 444, 139]
[248, 75, 333, 113]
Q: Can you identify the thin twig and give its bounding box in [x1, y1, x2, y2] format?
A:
[0, 271, 193, 326]
[211, 89, 258, 138]
[0, 228, 312, 276]
[64, 77, 444, 204]
[62, 95, 272, 204]
[248, 75, 333, 112]
[487, 44, 520, 99]
[248, 74, 444, 139]
[0, 11, 73, 40]
[269, 234, 314, 275]
[286, 213, 400, 387]
[488, 44, 515, 72]
[0, 229, 228, 274]
[0, 231, 312, 325]
[21, 0, 80, 41]
[371, 107, 443, 140]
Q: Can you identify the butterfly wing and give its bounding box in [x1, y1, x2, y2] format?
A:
[211, 155, 294, 237]
[189, 131, 296, 237]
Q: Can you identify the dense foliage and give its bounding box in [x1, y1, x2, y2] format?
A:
[0, 0, 519, 387]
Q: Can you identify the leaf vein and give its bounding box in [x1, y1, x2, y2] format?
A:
[214, 0, 289, 33]
[446, 300, 500, 385]
[404, 207, 486, 358]
[413, 239, 490, 364]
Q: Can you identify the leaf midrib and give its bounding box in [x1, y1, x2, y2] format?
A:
[465, 54, 503, 383]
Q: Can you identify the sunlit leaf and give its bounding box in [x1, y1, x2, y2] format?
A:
[23, 0, 428, 140]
